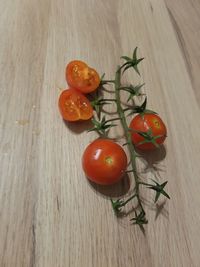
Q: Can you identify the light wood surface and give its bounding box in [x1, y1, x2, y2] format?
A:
[1, 0, 200, 266]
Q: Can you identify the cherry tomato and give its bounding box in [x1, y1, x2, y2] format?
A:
[58, 88, 93, 121]
[66, 60, 100, 94]
[129, 113, 167, 150]
[82, 139, 127, 185]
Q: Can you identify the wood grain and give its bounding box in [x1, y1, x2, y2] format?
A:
[165, 0, 200, 104]
[0, 0, 200, 266]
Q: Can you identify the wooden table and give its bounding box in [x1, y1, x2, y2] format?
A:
[1, 0, 200, 266]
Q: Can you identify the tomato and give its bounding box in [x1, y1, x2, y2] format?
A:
[129, 113, 167, 150]
[58, 88, 93, 121]
[82, 139, 127, 185]
[66, 60, 100, 94]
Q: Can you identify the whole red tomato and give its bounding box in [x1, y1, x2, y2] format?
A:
[129, 113, 167, 150]
[66, 60, 100, 94]
[82, 139, 127, 185]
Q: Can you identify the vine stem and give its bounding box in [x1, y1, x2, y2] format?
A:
[102, 80, 115, 84]
[114, 67, 144, 212]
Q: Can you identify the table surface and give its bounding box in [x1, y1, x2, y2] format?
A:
[1, 0, 200, 266]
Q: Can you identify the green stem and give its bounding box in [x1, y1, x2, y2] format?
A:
[114, 67, 144, 212]
[118, 87, 131, 92]
[139, 182, 152, 187]
[100, 98, 116, 102]
[102, 80, 115, 84]
[123, 107, 130, 112]
[118, 62, 129, 71]
[106, 117, 121, 123]
[126, 169, 134, 173]
[122, 194, 137, 206]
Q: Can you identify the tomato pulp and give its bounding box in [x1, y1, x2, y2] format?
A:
[58, 88, 93, 121]
[66, 60, 100, 94]
[82, 139, 127, 185]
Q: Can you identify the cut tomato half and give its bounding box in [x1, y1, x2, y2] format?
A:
[66, 60, 100, 94]
[58, 88, 93, 121]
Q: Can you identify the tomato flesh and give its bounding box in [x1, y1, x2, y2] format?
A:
[66, 60, 100, 94]
[58, 88, 93, 121]
[82, 139, 127, 185]
[129, 113, 167, 150]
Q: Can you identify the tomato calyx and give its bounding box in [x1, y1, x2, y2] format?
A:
[139, 179, 170, 202]
[130, 210, 148, 226]
[90, 96, 115, 115]
[126, 97, 157, 116]
[111, 194, 137, 214]
[88, 116, 118, 135]
[120, 47, 144, 75]
[119, 83, 145, 102]
[131, 128, 166, 148]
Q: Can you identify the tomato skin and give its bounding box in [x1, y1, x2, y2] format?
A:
[58, 88, 93, 121]
[82, 139, 127, 185]
[129, 113, 167, 150]
[66, 60, 100, 94]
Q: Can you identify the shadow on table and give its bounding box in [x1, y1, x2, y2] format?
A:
[137, 145, 169, 221]
[136, 144, 167, 174]
[87, 173, 131, 198]
[141, 196, 169, 221]
[63, 119, 93, 134]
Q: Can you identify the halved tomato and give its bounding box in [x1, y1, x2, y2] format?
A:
[58, 88, 93, 121]
[66, 60, 100, 94]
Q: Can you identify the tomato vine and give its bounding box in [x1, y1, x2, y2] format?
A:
[60, 47, 170, 229]
[89, 48, 170, 228]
